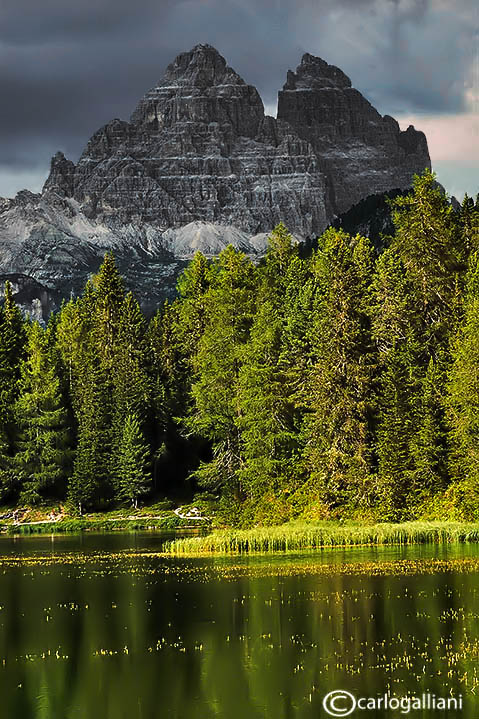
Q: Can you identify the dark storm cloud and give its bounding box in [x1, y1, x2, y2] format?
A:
[0, 0, 476, 196]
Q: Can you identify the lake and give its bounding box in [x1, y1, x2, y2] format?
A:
[0, 533, 477, 718]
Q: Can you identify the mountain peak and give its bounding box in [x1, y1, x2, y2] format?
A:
[284, 53, 352, 90]
[130, 43, 262, 134]
[159, 43, 241, 89]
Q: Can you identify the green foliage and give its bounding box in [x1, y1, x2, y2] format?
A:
[0, 172, 478, 525]
[184, 245, 257, 497]
[67, 360, 109, 513]
[447, 251, 479, 491]
[14, 323, 70, 504]
[164, 520, 479, 555]
[0, 281, 26, 436]
[303, 229, 375, 508]
[237, 226, 306, 508]
[115, 414, 151, 507]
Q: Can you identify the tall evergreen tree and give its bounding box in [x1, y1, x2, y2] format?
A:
[237, 227, 309, 516]
[146, 302, 190, 490]
[110, 293, 151, 499]
[14, 323, 70, 504]
[185, 245, 257, 498]
[93, 252, 125, 370]
[175, 251, 213, 365]
[59, 256, 127, 508]
[238, 297, 301, 508]
[116, 414, 151, 508]
[447, 251, 479, 498]
[0, 281, 26, 428]
[390, 170, 464, 353]
[383, 170, 465, 504]
[303, 229, 375, 509]
[370, 249, 421, 515]
[0, 282, 27, 499]
[67, 360, 110, 513]
[410, 358, 448, 499]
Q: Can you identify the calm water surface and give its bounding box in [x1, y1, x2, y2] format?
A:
[0, 532, 477, 718]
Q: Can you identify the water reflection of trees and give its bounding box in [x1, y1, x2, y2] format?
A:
[0, 560, 477, 718]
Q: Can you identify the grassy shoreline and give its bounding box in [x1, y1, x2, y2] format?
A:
[0, 501, 212, 535]
[3, 516, 191, 534]
[163, 520, 479, 555]
[4, 513, 479, 555]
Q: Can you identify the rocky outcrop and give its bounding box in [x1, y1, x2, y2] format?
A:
[277, 53, 430, 214]
[0, 44, 431, 314]
[61, 45, 330, 237]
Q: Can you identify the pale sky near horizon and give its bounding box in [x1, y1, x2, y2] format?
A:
[1, 0, 477, 201]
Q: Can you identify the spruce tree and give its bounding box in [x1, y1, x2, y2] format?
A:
[67, 360, 110, 513]
[14, 323, 70, 504]
[390, 170, 463, 353]
[303, 229, 375, 509]
[175, 251, 212, 364]
[370, 249, 421, 516]
[384, 170, 464, 503]
[110, 293, 151, 499]
[447, 251, 479, 498]
[238, 297, 300, 507]
[185, 245, 257, 498]
[93, 252, 125, 370]
[237, 227, 308, 516]
[0, 281, 26, 432]
[146, 302, 190, 491]
[411, 358, 448, 500]
[58, 257, 127, 508]
[116, 414, 151, 508]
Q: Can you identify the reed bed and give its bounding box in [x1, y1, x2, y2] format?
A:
[163, 520, 479, 555]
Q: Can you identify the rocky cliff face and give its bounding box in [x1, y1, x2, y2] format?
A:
[0, 44, 430, 316]
[277, 53, 430, 214]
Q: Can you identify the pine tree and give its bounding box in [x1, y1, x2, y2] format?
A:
[384, 170, 464, 502]
[236, 227, 309, 516]
[238, 297, 301, 507]
[390, 169, 463, 353]
[185, 246, 257, 498]
[116, 414, 151, 508]
[58, 257, 128, 508]
[175, 251, 212, 364]
[146, 302, 190, 491]
[93, 252, 125, 370]
[0, 281, 27, 429]
[447, 251, 479, 496]
[303, 229, 375, 509]
[370, 249, 421, 516]
[14, 323, 70, 504]
[0, 282, 27, 499]
[411, 358, 448, 500]
[110, 293, 151, 499]
[67, 360, 109, 513]
[55, 284, 97, 418]
[262, 222, 298, 296]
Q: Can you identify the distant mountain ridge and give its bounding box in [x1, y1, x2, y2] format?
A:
[0, 44, 431, 316]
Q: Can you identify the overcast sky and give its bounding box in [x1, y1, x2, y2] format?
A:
[1, 0, 477, 200]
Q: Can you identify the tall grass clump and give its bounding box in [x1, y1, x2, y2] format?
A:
[163, 520, 479, 555]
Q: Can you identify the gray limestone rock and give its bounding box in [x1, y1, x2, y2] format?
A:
[0, 44, 431, 312]
[277, 53, 430, 214]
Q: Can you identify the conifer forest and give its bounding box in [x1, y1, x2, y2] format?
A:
[1, 171, 479, 525]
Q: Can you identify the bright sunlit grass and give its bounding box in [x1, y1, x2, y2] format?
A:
[163, 520, 479, 554]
